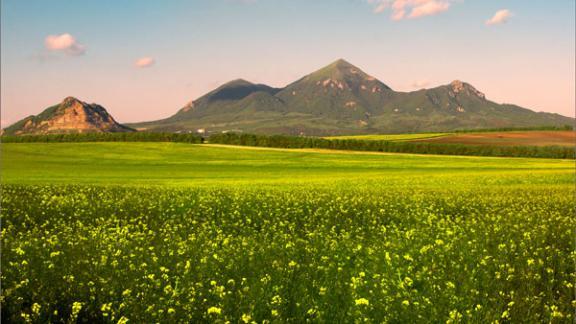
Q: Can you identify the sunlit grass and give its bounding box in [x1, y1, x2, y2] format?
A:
[1, 143, 572, 186]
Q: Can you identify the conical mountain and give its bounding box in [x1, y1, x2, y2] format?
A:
[4, 97, 134, 135]
[281, 59, 391, 93]
[275, 59, 394, 120]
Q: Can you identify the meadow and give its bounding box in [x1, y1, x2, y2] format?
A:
[2, 143, 575, 323]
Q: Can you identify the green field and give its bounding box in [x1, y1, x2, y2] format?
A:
[324, 133, 451, 141]
[2, 143, 571, 186]
[2, 143, 575, 323]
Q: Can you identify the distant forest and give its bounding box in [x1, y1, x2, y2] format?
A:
[3, 128, 574, 159]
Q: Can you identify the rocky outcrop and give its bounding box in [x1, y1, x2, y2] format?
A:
[450, 80, 485, 99]
[3, 97, 134, 135]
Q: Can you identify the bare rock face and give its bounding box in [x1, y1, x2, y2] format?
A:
[3, 97, 134, 135]
[450, 80, 485, 99]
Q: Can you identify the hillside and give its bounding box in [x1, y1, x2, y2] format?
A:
[3, 97, 134, 135]
[129, 59, 574, 135]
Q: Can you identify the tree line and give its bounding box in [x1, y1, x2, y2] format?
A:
[208, 133, 575, 159]
[1, 132, 203, 144]
[2, 131, 573, 159]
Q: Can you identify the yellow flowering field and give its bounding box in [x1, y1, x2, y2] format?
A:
[1, 143, 574, 322]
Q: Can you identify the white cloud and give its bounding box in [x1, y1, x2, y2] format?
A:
[44, 33, 85, 56]
[368, 0, 453, 20]
[486, 9, 512, 26]
[135, 57, 155, 68]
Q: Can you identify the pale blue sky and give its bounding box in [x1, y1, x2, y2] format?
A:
[2, 0, 574, 125]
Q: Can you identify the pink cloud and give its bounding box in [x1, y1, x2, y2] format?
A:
[44, 33, 85, 56]
[135, 57, 155, 68]
[369, 0, 452, 20]
[408, 0, 450, 19]
[486, 9, 512, 26]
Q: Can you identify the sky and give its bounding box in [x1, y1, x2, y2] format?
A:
[1, 0, 574, 126]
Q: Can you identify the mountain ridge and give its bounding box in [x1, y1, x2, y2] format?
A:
[129, 59, 573, 135]
[5, 59, 574, 136]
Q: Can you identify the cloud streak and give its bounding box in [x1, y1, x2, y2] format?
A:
[135, 57, 155, 68]
[368, 0, 452, 20]
[486, 9, 512, 26]
[45, 33, 86, 56]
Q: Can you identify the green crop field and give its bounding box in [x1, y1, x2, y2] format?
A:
[1, 143, 572, 186]
[2, 142, 574, 323]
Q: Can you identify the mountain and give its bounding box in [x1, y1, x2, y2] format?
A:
[130, 59, 573, 135]
[132, 79, 284, 133]
[6, 60, 571, 136]
[3, 97, 134, 135]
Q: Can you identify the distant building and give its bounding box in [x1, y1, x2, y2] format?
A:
[196, 128, 206, 135]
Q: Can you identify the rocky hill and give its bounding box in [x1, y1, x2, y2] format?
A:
[3, 97, 134, 135]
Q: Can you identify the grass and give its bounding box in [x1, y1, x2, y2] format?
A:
[1, 142, 572, 186]
[2, 142, 575, 322]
